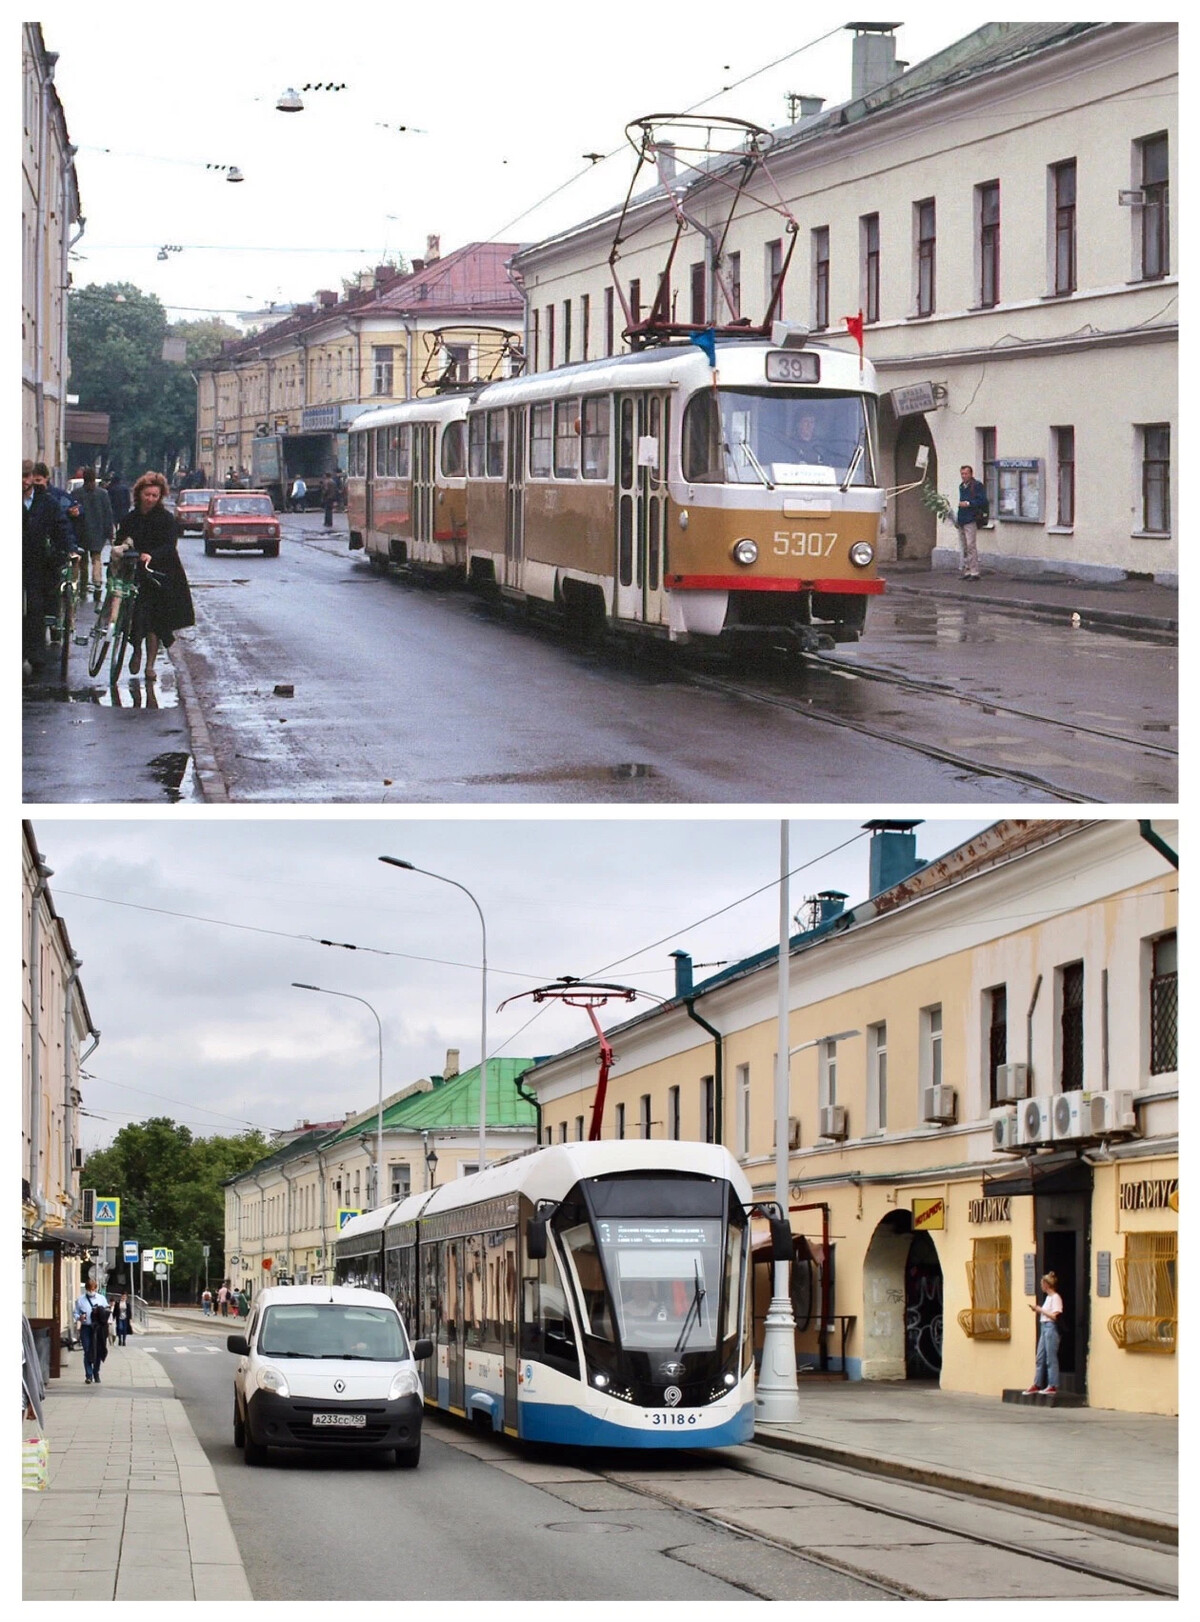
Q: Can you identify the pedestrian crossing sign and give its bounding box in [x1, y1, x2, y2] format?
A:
[153, 1246, 170, 1263]
[93, 1197, 120, 1226]
[337, 1209, 362, 1230]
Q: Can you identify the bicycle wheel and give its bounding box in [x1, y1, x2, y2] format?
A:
[57, 582, 73, 680]
[109, 598, 133, 684]
[87, 590, 116, 676]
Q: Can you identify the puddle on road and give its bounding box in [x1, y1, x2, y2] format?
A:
[23, 674, 180, 709]
[147, 752, 196, 802]
[462, 762, 658, 786]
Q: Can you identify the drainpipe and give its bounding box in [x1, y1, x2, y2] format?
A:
[27, 856, 54, 1226]
[671, 952, 723, 1144]
[1026, 974, 1042, 1071]
[281, 1161, 297, 1280]
[513, 1067, 542, 1142]
[1138, 821, 1178, 869]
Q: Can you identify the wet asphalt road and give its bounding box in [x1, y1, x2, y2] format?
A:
[22, 517, 1176, 804]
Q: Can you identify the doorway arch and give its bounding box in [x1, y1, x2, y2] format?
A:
[861, 1211, 944, 1381]
[890, 413, 938, 561]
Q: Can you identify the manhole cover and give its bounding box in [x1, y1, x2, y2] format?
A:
[542, 1522, 634, 1535]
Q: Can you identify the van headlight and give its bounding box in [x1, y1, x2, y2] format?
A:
[255, 1365, 290, 1397]
[732, 538, 758, 566]
[389, 1368, 421, 1400]
[849, 541, 874, 567]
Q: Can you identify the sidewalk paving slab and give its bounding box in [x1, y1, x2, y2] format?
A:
[879, 559, 1177, 634]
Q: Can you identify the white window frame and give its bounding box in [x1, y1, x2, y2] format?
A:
[736, 1063, 751, 1157]
[867, 1022, 888, 1133]
[921, 1005, 943, 1092]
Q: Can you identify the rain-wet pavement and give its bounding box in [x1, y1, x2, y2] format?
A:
[22, 519, 1176, 805]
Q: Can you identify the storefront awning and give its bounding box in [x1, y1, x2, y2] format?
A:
[983, 1151, 1093, 1198]
[22, 1225, 93, 1250]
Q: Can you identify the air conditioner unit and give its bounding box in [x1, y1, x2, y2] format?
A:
[1089, 1089, 1139, 1137]
[991, 1108, 1020, 1153]
[787, 1116, 802, 1150]
[923, 1085, 957, 1124]
[1118, 188, 1146, 206]
[994, 1063, 1030, 1102]
[1051, 1091, 1090, 1141]
[1018, 1096, 1053, 1147]
[818, 1104, 847, 1140]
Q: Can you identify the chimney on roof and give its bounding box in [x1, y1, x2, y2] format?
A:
[864, 819, 925, 896]
[425, 234, 440, 263]
[317, 289, 337, 307]
[444, 1048, 460, 1079]
[670, 950, 694, 1000]
[374, 264, 398, 290]
[295, 302, 314, 317]
[655, 141, 677, 189]
[411, 258, 425, 275]
[799, 95, 824, 118]
[846, 22, 904, 100]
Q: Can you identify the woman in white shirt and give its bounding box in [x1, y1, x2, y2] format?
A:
[1025, 1271, 1063, 1394]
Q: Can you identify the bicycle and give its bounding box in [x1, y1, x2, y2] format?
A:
[46, 552, 84, 680]
[87, 552, 165, 685]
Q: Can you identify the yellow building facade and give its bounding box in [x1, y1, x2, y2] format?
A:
[526, 820, 1178, 1415]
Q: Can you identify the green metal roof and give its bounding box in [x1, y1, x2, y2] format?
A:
[324, 1057, 538, 1144]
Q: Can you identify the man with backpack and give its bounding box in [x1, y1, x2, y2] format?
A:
[955, 463, 990, 580]
[73, 1280, 111, 1385]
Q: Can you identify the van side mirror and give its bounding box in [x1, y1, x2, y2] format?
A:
[770, 1218, 794, 1262]
[411, 1337, 433, 1361]
[527, 1216, 548, 1260]
[226, 1334, 249, 1355]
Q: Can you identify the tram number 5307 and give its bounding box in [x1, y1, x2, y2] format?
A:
[774, 531, 838, 557]
[649, 1411, 700, 1426]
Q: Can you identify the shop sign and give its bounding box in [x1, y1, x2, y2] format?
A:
[890, 381, 937, 416]
[1119, 1177, 1178, 1212]
[912, 1196, 945, 1231]
[968, 1195, 1011, 1224]
[1096, 1252, 1112, 1297]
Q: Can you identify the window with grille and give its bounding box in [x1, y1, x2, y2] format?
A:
[916, 200, 936, 316]
[1052, 160, 1076, 294]
[987, 986, 1008, 1107]
[1141, 424, 1170, 533]
[957, 1236, 1011, 1339]
[1150, 932, 1177, 1074]
[813, 227, 829, 330]
[978, 181, 1000, 307]
[1139, 133, 1169, 281]
[1054, 426, 1075, 526]
[1109, 1232, 1176, 1352]
[862, 213, 880, 324]
[1060, 962, 1084, 1091]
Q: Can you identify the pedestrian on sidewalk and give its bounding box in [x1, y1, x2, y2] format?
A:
[201, 1288, 213, 1316]
[75, 468, 115, 599]
[112, 471, 195, 681]
[217, 1282, 230, 1316]
[73, 1282, 109, 1384]
[114, 1292, 132, 1346]
[1025, 1271, 1063, 1394]
[321, 472, 336, 528]
[23, 459, 77, 679]
[290, 475, 307, 513]
[954, 465, 989, 580]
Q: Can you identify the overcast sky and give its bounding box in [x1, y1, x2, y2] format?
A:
[35, 815, 998, 1152]
[47, 7, 1006, 320]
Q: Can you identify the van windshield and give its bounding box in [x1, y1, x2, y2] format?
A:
[259, 1303, 408, 1360]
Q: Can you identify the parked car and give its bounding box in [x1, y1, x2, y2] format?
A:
[227, 1285, 431, 1467]
[203, 491, 281, 556]
[175, 489, 218, 533]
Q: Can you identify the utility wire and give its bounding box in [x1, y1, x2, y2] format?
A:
[79, 1068, 283, 1135]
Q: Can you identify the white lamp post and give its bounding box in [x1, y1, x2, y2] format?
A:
[292, 984, 385, 1208]
[379, 858, 489, 1172]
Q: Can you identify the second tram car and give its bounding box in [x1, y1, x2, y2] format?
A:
[462, 330, 884, 647]
[335, 1140, 783, 1449]
[347, 393, 472, 578]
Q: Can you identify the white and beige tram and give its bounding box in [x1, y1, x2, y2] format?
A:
[462, 329, 885, 646]
[346, 393, 472, 578]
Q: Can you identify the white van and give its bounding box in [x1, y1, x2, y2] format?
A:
[227, 1284, 431, 1468]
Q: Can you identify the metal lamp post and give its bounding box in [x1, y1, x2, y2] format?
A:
[379, 857, 489, 1172]
[292, 984, 385, 1208]
[424, 1134, 438, 1190]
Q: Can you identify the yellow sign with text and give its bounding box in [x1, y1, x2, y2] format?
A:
[913, 1197, 946, 1231]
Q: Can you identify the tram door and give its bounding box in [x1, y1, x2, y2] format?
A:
[412, 424, 435, 546]
[445, 1239, 465, 1413]
[614, 392, 669, 625]
[504, 406, 526, 589]
[364, 431, 376, 536]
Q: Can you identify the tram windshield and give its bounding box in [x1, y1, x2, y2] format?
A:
[598, 1217, 725, 1352]
[683, 389, 876, 488]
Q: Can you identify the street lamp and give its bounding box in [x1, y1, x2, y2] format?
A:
[423, 1133, 438, 1190]
[292, 984, 385, 1209]
[379, 857, 489, 1172]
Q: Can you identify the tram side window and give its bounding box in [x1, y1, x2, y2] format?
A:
[682, 391, 722, 483]
[442, 1241, 459, 1343]
[722, 1212, 748, 1361]
[397, 425, 411, 479]
[554, 398, 581, 478]
[464, 1233, 485, 1349]
[529, 403, 553, 477]
[582, 397, 610, 479]
[486, 411, 506, 477]
[441, 420, 465, 478]
[419, 1242, 440, 1345]
[468, 415, 486, 477]
[559, 1222, 616, 1341]
[520, 1249, 580, 1376]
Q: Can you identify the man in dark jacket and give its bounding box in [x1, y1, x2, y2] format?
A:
[954, 464, 989, 580]
[321, 472, 336, 528]
[105, 470, 132, 525]
[23, 459, 77, 676]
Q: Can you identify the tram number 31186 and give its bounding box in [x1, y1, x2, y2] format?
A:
[773, 531, 838, 556]
[648, 1411, 701, 1425]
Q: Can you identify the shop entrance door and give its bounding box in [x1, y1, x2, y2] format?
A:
[1036, 1190, 1091, 1396]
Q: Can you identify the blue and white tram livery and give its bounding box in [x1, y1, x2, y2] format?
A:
[335, 1140, 787, 1449]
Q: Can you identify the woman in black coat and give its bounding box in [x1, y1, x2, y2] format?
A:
[114, 470, 195, 678]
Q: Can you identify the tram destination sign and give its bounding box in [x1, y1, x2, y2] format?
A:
[603, 1220, 716, 1247]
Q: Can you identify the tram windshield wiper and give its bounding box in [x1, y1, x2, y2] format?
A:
[672, 1260, 707, 1357]
[727, 437, 775, 489]
[839, 440, 864, 492]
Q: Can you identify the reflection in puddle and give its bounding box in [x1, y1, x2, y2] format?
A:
[23, 674, 180, 709]
[146, 751, 195, 801]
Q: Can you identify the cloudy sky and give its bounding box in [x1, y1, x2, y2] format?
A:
[35, 815, 998, 1151]
[48, 6, 998, 320]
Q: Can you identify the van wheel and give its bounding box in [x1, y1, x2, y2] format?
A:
[233, 1402, 245, 1449]
[394, 1440, 421, 1469]
[243, 1428, 267, 1466]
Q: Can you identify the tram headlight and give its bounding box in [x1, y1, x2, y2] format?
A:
[724, 1373, 737, 1387]
[849, 541, 875, 568]
[389, 1368, 421, 1400]
[255, 1365, 290, 1398]
[592, 1373, 609, 1389]
[732, 538, 758, 566]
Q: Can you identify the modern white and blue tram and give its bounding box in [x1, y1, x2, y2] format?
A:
[334, 1140, 790, 1449]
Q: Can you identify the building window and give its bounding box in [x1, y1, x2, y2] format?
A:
[862, 213, 880, 324]
[562, 299, 572, 365]
[980, 427, 998, 518]
[575, 1115, 585, 1140]
[1140, 424, 1171, 533]
[389, 1163, 411, 1201]
[958, 1236, 1012, 1340]
[639, 1095, 652, 1139]
[700, 1076, 715, 1144]
[690, 259, 706, 325]
[558, 1122, 568, 1143]
[766, 239, 783, 317]
[668, 1086, 681, 1141]
[547, 305, 556, 370]
[604, 288, 614, 356]
[867, 1023, 887, 1131]
[812, 226, 829, 330]
[372, 346, 394, 396]
[736, 1063, 750, 1156]
[1109, 1232, 1176, 1353]
[1053, 427, 1075, 526]
[615, 1103, 625, 1141]
[629, 279, 641, 327]
[915, 199, 936, 316]
[1059, 962, 1084, 1091]
[654, 271, 671, 324]
[922, 1005, 943, 1091]
[727, 251, 741, 319]
[987, 986, 1008, 1108]
[1051, 160, 1076, 294]
[532, 308, 540, 373]
[978, 181, 1000, 307]
[820, 1040, 839, 1109]
[580, 293, 590, 361]
[1150, 932, 1177, 1075]
[1138, 133, 1169, 281]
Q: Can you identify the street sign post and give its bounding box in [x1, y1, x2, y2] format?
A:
[123, 1240, 139, 1262]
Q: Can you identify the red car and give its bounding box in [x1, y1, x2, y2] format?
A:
[175, 489, 218, 533]
[203, 491, 281, 557]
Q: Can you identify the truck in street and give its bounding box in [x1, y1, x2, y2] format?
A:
[250, 432, 343, 510]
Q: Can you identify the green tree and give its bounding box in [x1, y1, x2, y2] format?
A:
[83, 1117, 269, 1300]
[66, 283, 238, 479]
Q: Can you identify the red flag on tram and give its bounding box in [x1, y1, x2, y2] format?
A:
[843, 310, 865, 374]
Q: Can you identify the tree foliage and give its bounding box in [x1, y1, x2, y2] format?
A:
[82, 1117, 269, 1298]
[66, 282, 238, 479]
